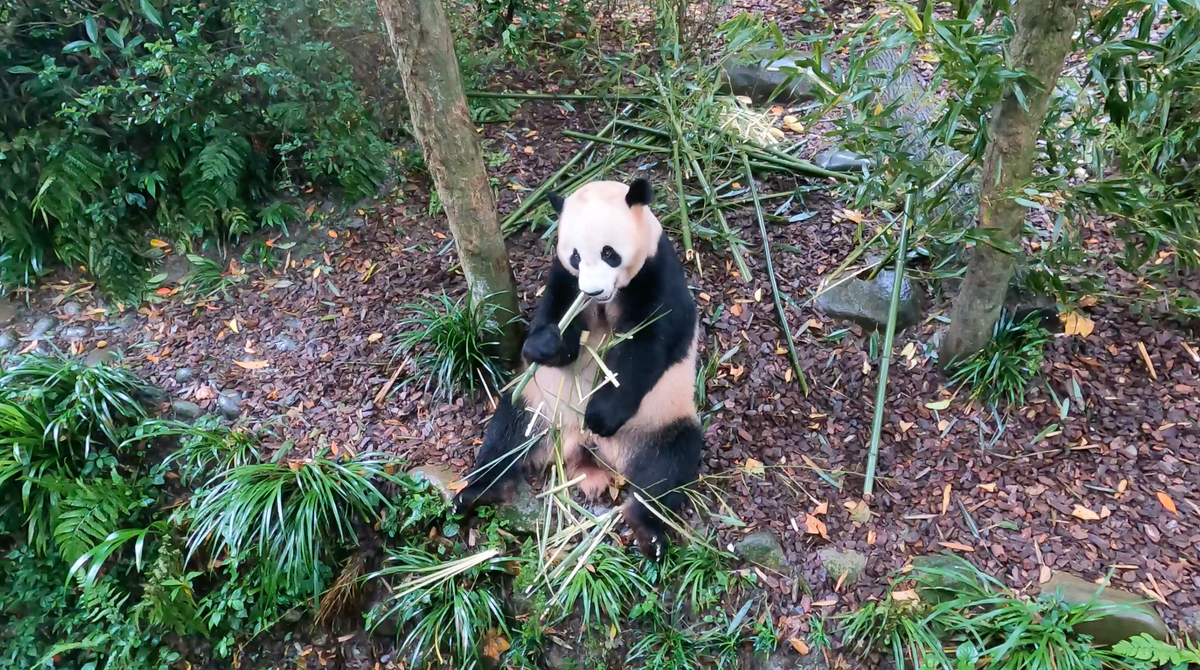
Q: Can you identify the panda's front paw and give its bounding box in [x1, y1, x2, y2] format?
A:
[584, 395, 629, 437]
[522, 325, 578, 366]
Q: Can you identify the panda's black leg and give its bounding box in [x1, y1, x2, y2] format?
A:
[620, 419, 704, 561]
[453, 392, 532, 515]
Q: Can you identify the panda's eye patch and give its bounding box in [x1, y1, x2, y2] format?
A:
[569, 249, 580, 269]
[600, 246, 621, 268]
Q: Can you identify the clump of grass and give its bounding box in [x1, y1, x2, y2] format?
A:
[947, 311, 1053, 407]
[394, 292, 509, 403]
[556, 540, 652, 628]
[366, 545, 511, 669]
[180, 451, 399, 596]
[667, 536, 732, 611]
[129, 416, 262, 485]
[627, 599, 755, 670]
[841, 554, 1132, 670]
[182, 254, 245, 301]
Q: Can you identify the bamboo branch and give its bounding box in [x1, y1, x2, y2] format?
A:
[744, 145, 857, 181]
[561, 130, 667, 153]
[671, 141, 694, 267]
[506, 293, 591, 401]
[863, 192, 916, 497]
[743, 154, 809, 395]
[466, 91, 654, 102]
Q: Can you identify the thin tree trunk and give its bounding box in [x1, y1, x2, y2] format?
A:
[941, 0, 1082, 364]
[378, 0, 522, 362]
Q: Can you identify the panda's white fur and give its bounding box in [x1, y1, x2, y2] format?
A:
[456, 178, 704, 558]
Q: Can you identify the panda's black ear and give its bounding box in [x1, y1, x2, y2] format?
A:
[625, 178, 653, 208]
[548, 191, 565, 215]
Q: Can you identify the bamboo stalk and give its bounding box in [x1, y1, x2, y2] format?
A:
[743, 147, 855, 181]
[614, 119, 672, 138]
[467, 91, 654, 102]
[561, 130, 667, 153]
[863, 192, 916, 497]
[500, 110, 629, 233]
[670, 141, 694, 267]
[507, 293, 590, 401]
[743, 155, 809, 395]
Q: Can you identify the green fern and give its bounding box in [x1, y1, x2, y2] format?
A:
[51, 480, 137, 563]
[1112, 633, 1200, 668]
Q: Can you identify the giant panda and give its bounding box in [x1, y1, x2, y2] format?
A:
[454, 178, 703, 559]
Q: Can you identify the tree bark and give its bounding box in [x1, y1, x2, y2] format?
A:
[941, 0, 1082, 364]
[378, 0, 523, 362]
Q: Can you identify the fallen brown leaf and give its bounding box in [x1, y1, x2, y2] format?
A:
[941, 484, 952, 516]
[938, 541, 974, 552]
[1157, 491, 1178, 515]
[234, 360, 269, 370]
[1071, 505, 1101, 521]
[743, 458, 765, 476]
[789, 638, 810, 655]
[804, 514, 828, 540]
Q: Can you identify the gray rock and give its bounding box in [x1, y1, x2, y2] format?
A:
[408, 464, 460, 502]
[734, 530, 789, 570]
[84, 347, 121, 367]
[63, 326, 90, 340]
[0, 329, 17, 353]
[272, 335, 300, 352]
[816, 269, 923, 332]
[911, 554, 980, 603]
[217, 391, 242, 420]
[170, 400, 202, 420]
[281, 608, 304, 623]
[496, 479, 541, 535]
[818, 547, 867, 586]
[174, 367, 195, 383]
[1040, 571, 1169, 645]
[27, 317, 56, 340]
[813, 148, 873, 172]
[112, 312, 139, 332]
[721, 52, 822, 105]
[344, 216, 366, 229]
[59, 301, 82, 317]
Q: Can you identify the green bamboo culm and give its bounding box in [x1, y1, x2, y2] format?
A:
[863, 190, 918, 496]
[741, 153, 809, 395]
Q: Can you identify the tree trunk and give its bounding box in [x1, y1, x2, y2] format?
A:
[378, 0, 523, 362]
[940, 0, 1082, 364]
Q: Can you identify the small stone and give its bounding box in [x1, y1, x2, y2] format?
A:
[174, 367, 195, 383]
[1040, 571, 1169, 645]
[217, 391, 242, 420]
[813, 148, 873, 172]
[911, 554, 980, 603]
[272, 335, 300, 352]
[0, 330, 17, 353]
[85, 347, 121, 367]
[60, 301, 82, 317]
[734, 530, 789, 570]
[170, 400, 202, 420]
[818, 547, 867, 586]
[816, 269, 923, 332]
[344, 216, 366, 229]
[27, 317, 56, 340]
[408, 464, 460, 502]
[281, 608, 304, 623]
[63, 326, 90, 340]
[496, 479, 541, 535]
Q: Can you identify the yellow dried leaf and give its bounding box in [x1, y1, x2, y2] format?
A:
[848, 500, 871, 524]
[790, 638, 810, 655]
[1061, 311, 1095, 338]
[804, 514, 828, 540]
[900, 420, 914, 433]
[1071, 505, 1100, 521]
[754, 288, 763, 302]
[979, 482, 997, 493]
[925, 398, 951, 411]
[743, 458, 765, 476]
[938, 541, 974, 552]
[892, 589, 920, 602]
[149, 238, 170, 248]
[368, 333, 383, 343]
[234, 360, 269, 370]
[901, 341, 917, 359]
[941, 484, 952, 515]
[227, 318, 239, 334]
[813, 501, 828, 516]
[841, 209, 865, 224]
[481, 629, 510, 662]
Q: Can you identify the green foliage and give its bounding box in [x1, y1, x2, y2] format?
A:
[1112, 633, 1200, 670]
[180, 452, 399, 597]
[947, 312, 1053, 407]
[394, 292, 511, 403]
[366, 545, 512, 669]
[472, 0, 591, 57]
[627, 599, 756, 670]
[557, 541, 652, 628]
[841, 555, 1126, 670]
[1, 0, 394, 296]
[667, 537, 731, 611]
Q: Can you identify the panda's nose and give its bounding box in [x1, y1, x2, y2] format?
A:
[584, 289, 605, 297]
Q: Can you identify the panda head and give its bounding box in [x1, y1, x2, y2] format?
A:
[547, 178, 659, 304]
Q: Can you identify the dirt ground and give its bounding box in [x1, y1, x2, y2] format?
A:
[2, 1, 1198, 665]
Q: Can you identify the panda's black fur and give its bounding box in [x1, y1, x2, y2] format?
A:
[454, 178, 703, 559]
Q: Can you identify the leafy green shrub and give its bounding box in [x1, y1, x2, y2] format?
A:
[394, 292, 511, 403]
[947, 312, 1053, 407]
[1, 0, 394, 296]
[180, 452, 399, 597]
[1113, 633, 1200, 670]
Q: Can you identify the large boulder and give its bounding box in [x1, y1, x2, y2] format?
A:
[1040, 571, 1169, 645]
[816, 269, 923, 332]
[721, 52, 824, 105]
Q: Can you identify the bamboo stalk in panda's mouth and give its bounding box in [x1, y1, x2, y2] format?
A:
[505, 292, 591, 401]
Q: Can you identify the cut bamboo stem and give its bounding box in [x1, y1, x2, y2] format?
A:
[561, 130, 667, 153]
[467, 91, 653, 102]
[863, 192, 915, 497]
[670, 141, 694, 267]
[743, 155, 809, 395]
[507, 293, 590, 401]
[744, 145, 857, 181]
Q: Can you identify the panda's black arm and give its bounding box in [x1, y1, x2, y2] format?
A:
[522, 256, 583, 367]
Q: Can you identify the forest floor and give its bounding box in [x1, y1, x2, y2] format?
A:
[2, 0, 1198, 667]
